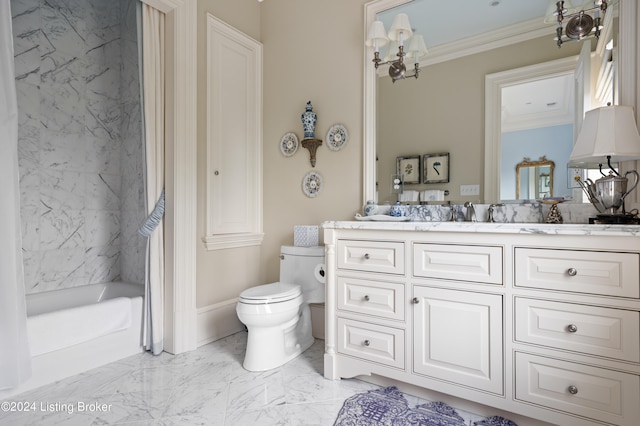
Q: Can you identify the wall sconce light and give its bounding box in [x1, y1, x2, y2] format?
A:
[546, 0, 612, 48]
[366, 13, 428, 82]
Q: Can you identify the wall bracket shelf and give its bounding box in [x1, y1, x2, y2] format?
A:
[302, 138, 323, 167]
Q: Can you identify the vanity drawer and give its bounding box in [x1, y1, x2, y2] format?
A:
[413, 243, 503, 284]
[515, 298, 640, 362]
[337, 240, 405, 275]
[514, 248, 639, 298]
[337, 276, 405, 321]
[337, 317, 405, 369]
[515, 352, 640, 425]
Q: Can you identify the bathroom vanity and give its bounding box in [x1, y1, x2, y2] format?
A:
[322, 221, 640, 426]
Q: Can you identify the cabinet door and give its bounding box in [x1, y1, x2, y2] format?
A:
[413, 286, 503, 394]
[203, 15, 263, 250]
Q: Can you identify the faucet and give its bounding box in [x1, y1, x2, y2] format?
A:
[442, 202, 455, 221]
[487, 203, 505, 223]
[463, 201, 476, 222]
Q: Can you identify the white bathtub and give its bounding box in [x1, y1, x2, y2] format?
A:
[0, 281, 145, 399]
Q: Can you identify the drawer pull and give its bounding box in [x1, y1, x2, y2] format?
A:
[567, 324, 578, 333]
[363, 339, 371, 347]
[568, 385, 579, 395]
[412, 297, 420, 304]
[567, 267, 577, 277]
[363, 253, 370, 260]
[363, 295, 370, 302]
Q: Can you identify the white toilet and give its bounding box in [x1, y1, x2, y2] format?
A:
[236, 245, 325, 371]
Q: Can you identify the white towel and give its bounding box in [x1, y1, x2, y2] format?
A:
[27, 297, 132, 356]
[420, 190, 445, 202]
[399, 190, 419, 202]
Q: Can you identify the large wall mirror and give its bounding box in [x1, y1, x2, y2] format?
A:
[363, 0, 638, 205]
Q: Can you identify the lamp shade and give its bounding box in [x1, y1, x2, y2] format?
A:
[544, 0, 577, 23]
[569, 105, 640, 162]
[383, 40, 399, 62]
[365, 20, 389, 49]
[406, 34, 428, 63]
[387, 13, 413, 42]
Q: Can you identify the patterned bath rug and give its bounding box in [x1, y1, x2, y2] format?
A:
[333, 386, 517, 426]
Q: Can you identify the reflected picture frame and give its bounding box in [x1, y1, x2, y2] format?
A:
[423, 153, 450, 184]
[396, 155, 421, 184]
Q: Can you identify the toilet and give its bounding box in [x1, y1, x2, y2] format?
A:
[236, 245, 325, 371]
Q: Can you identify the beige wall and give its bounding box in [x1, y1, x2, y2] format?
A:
[196, 0, 262, 307]
[377, 35, 583, 204]
[196, 0, 368, 308]
[262, 0, 365, 281]
[259, 0, 368, 283]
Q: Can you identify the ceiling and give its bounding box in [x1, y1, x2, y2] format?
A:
[377, 0, 588, 130]
[377, 0, 551, 49]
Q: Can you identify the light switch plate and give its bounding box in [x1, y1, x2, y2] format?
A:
[460, 184, 480, 196]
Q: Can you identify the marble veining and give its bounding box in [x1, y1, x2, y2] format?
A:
[326, 219, 640, 237]
[0, 332, 505, 426]
[12, 0, 145, 293]
[363, 202, 602, 225]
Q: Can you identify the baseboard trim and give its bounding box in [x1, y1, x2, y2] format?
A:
[196, 298, 245, 346]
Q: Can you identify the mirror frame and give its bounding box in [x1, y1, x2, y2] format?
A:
[515, 157, 555, 200]
[363, 0, 638, 205]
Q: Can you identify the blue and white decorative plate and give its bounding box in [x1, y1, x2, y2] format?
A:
[302, 171, 323, 198]
[326, 124, 348, 151]
[280, 132, 299, 157]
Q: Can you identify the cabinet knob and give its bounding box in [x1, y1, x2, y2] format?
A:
[567, 324, 578, 333]
[214, 170, 220, 176]
[568, 385, 578, 395]
[412, 297, 420, 304]
[567, 267, 577, 276]
[364, 253, 370, 260]
[363, 295, 370, 302]
[363, 340, 371, 347]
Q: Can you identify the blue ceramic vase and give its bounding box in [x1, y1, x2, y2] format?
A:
[301, 101, 317, 139]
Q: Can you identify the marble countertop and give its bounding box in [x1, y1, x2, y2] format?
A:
[322, 220, 640, 236]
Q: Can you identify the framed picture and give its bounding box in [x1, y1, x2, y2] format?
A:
[423, 153, 450, 184]
[396, 156, 421, 184]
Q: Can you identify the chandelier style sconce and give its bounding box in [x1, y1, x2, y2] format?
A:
[546, 0, 612, 48]
[366, 13, 428, 82]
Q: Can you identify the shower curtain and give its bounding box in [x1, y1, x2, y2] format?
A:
[0, 0, 32, 389]
[141, 2, 165, 356]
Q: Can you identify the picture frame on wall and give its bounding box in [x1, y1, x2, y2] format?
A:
[423, 153, 450, 184]
[396, 155, 421, 184]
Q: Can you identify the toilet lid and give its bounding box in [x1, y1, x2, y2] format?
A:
[239, 282, 301, 304]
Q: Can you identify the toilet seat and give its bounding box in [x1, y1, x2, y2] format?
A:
[239, 282, 301, 305]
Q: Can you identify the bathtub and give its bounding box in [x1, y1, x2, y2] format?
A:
[0, 281, 144, 399]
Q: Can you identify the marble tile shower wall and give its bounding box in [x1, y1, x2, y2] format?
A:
[11, 0, 146, 294]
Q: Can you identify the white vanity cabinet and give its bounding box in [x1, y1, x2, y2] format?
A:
[323, 222, 640, 426]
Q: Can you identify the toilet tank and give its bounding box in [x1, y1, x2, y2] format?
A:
[280, 245, 325, 304]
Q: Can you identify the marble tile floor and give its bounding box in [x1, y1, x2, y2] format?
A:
[0, 332, 490, 426]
